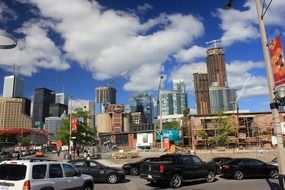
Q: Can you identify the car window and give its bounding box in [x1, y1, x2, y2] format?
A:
[0, 164, 26, 180]
[71, 161, 85, 167]
[192, 156, 203, 165]
[32, 165, 47, 179]
[239, 159, 251, 165]
[89, 161, 101, 168]
[49, 164, 63, 178]
[250, 159, 264, 166]
[180, 156, 193, 164]
[63, 164, 77, 177]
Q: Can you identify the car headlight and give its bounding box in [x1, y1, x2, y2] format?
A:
[123, 164, 130, 168]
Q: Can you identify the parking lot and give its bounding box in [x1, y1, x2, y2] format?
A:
[94, 175, 280, 190]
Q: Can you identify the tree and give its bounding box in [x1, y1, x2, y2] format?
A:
[163, 121, 179, 130]
[57, 108, 96, 146]
[215, 112, 235, 146]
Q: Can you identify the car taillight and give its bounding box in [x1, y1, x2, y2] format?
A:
[160, 164, 165, 173]
[223, 164, 230, 169]
[23, 180, 30, 190]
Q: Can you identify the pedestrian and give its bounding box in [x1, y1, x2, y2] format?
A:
[17, 151, 20, 160]
[77, 148, 80, 157]
[57, 149, 61, 157]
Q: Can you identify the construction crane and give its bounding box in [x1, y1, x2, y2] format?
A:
[234, 74, 252, 110]
[205, 39, 222, 48]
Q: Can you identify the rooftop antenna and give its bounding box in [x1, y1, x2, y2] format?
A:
[205, 39, 222, 48]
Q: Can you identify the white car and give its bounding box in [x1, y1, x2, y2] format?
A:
[0, 159, 94, 190]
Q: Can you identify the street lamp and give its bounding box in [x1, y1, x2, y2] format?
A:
[158, 75, 164, 151]
[224, 0, 285, 188]
[0, 30, 17, 49]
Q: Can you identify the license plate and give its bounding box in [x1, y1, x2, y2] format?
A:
[0, 186, 9, 190]
[148, 175, 152, 179]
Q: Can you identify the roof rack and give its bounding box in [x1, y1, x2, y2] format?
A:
[29, 158, 57, 162]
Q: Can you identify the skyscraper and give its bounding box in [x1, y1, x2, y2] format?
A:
[193, 73, 211, 115]
[2, 75, 24, 98]
[95, 87, 116, 104]
[32, 88, 55, 128]
[128, 93, 154, 124]
[205, 47, 236, 113]
[159, 79, 188, 116]
[55, 93, 69, 105]
[206, 48, 228, 87]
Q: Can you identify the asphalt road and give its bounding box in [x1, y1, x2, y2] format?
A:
[94, 175, 281, 190]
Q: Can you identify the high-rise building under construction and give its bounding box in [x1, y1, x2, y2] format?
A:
[193, 73, 210, 115]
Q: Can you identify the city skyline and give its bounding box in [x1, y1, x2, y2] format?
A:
[0, 0, 285, 112]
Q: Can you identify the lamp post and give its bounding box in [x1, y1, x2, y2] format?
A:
[225, 0, 285, 188]
[158, 76, 164, 151]
[69, 98, 73, 158]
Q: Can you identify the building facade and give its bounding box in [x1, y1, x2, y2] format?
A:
[2, 75, 24, 98]
[0, 97, 32, 130]
[55, 93, 69, 105]
[193, 73, 211, 115]
[206, 48, 227, 87]
[95, 87, 116, 104]
[32, 88, 55, 128]
[209, 86, 236, 113]
[45, 117, 63, 144]
[129, 93, 154, 124]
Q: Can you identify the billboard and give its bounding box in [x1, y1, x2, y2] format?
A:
[269, 36, 285, 86]
[136, 133, 153, 148]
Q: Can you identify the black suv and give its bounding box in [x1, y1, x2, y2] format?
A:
[140, 154, 216, 188]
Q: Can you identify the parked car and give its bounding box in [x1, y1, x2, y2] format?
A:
[268, 157, 278, 166]
[207, 157, 233, 174]
[140, 154, 216, 188]
[35, 150, 45, 157]
[69, 159, 125, 184]
[0, 151, 13, 160]
[0, 159, 94, 190]
[122, 157, 158, 175]
[221, 158, 279, 180]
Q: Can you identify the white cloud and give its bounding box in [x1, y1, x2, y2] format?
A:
[24, 0, 204, 91]
[170, 60, 268, 100]
[174, 45, 207, 63]
[227, 60, 268, 99]
[216, 0, 285, 46]
[170, 62, 207, 93]
[0, 20, 70, 76]
[0, 2, 17, 22]
[137, 3, 153, 14]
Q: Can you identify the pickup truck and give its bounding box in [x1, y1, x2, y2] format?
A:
[140, 154, 216, 188]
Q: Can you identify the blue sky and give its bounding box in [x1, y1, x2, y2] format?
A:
[0, 0, 285, 113]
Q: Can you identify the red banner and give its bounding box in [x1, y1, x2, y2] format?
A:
[71, 118, 77, 132]
[269, 36, 285, 86]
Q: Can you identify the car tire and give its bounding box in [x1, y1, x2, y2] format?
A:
[269, 169, 279, 179]
[83, 183, 93, 190]
[207, 171, 215, 182]
[169, 174, 182, 188]
[234, 170, 244, 180]
[107, 173, 118, 184]
[130, 167, 139, 176]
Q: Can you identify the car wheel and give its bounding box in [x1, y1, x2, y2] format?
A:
[234, 170, 244, 180]
[83, 183, 93, 190]
[107, 173, 118, 184]
[207, 171, 215, 182]
[169, 174, 182, 188]
[130, 167, 139, 176]
[270, 169, 279, 179]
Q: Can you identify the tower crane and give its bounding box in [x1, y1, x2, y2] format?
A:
[205, 39, 222, 48]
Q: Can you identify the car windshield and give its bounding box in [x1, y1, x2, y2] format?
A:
[0, 164, 27, 180]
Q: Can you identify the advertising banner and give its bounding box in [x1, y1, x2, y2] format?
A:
[269, 36, 285, 86]
[71, 117, 77, 132]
